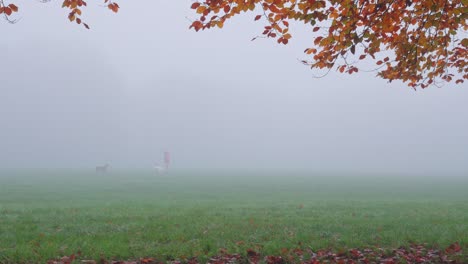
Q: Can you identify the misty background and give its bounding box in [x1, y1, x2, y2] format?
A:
[0, 1, 467, 175]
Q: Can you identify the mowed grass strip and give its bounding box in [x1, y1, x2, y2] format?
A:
[0, 170, 467, 263]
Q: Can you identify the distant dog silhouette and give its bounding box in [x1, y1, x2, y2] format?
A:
[96, 164, 109, 173]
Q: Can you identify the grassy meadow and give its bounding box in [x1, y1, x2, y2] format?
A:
[0, 170, 467, 263]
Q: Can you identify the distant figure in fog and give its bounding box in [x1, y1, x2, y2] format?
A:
[96, 164, 109, 173]
[164, 151, 170, 171]
[154, 151, 171, 175]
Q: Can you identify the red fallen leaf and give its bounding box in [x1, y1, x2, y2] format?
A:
[349, 249, 361, 258]
[254, 14, 262, 21]
[445, 242, 461, 254]
[292, 248, 303, 255]
[415, 256, 426, 263]
[247, 248, 259, 257]
[140, 257, 154, 263]
[99, 256, 108, 264]
[265, 255, 284, 264]
[187, 257, 198, 264]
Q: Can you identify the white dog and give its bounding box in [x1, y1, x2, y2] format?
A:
[154, 163, 167, 175]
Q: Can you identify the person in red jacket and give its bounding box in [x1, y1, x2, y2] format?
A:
[164, 151, 170, 171]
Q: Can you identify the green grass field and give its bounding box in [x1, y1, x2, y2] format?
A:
[0, 170, 467, 263]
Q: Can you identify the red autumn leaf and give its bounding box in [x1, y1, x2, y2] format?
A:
[108, 3, 118, 13]
[140, 258, 154, 263]
[254, 15, 261, 21]
[191, 2, 200, 9]
[445, 242, 462, 253]
[8, 4, 18, 12]
[314, 36, 323, 45]
[246, 248, 260, 258]
[4, 7, 12, 16]
[190, 21, 203, 32]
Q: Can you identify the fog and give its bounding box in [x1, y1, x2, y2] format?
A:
[1, 1, 467, 175]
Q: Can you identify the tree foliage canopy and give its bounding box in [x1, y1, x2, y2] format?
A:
[189, 0, 467, 88]
[3, 0, 467, 88]
[0, 0, 119, 29]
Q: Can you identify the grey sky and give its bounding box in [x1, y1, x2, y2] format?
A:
[1, 1, 467, 174]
